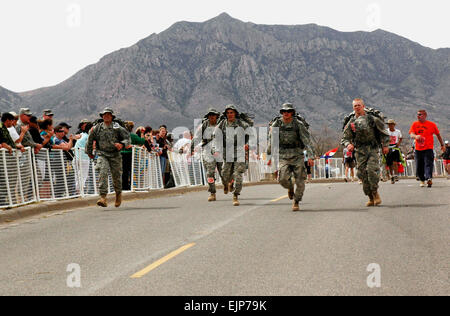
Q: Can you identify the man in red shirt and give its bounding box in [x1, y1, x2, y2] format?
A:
[409, 110, 446, 187]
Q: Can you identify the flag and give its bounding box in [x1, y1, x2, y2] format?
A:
[321, 147, 339, 158]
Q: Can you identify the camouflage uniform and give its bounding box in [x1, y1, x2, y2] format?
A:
[86, 109, 130, 200]
[213, 105, 251, 204]
[341, 113, 389, 201]
[191, 108, 223, 195]
[268, 104, 314, 206]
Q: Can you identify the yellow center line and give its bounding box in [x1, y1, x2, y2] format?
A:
[131, 243, 196, 279]
[271, 195, 288, 202]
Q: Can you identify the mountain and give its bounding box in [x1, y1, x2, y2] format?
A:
[12, 13, 450, 136]
[0, 86, 23, 114]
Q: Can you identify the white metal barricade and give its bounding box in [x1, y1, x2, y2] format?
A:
[0, 148, 37, 208]
[33, 148, 81, 201]
[168, 151, 191, 187]
[130, 147, 164, 191]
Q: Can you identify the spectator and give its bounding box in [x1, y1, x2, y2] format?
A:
[158, 126, 171, 185]
[409, 109, 446, 188]
[42, 109, 54, 121]
[0, 112, 19, 205]
[343, 146, 356, 182]
[0, 112, 17, 154]
[16, 108, 43, 154]
[121, 121, 146, 190]
[443, 141, 450, 179]
[74, 122, 94, 192]
[53, 126, 75, 197]
[28, 116, 43, 144]
[173, 130, 192, 154]
[37, 119, 54, 149]
[135, 126, 145, 138]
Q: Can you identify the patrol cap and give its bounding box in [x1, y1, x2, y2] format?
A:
[387, 119, 396, 125]
[79, 119, 90, 124]
[19, 108, 33, 116]
[280, 103, 296, 114]
[9, 111, 19, 119]
[99, 108, 116, 119]
[43, 109, 54, 116]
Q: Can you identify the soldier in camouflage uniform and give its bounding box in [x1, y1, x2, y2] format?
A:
[86, 108, 131, 208]
[268, 103, 315, 211]
[191, 108, 223, 202]
[213, 105, 251, 206]
[341, 99, 389, 206]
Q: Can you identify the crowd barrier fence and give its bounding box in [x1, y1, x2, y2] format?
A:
[0, 147, 447, 210]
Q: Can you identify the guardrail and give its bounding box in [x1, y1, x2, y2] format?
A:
[0, 146, 447, 210]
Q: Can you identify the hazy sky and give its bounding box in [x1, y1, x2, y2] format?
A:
[1, 0, 449, 92]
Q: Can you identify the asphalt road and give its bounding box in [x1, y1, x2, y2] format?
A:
[0, 179, 448, 296]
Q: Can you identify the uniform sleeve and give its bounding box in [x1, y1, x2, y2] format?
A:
[267, 122, 277, 156]
[341, 121, 353, 148]
[119, 127, 131, 148]
[374, 117, 390, 147]
[297, 122, 315, 158]
[191, 123, 203, 153]
[85, 128, 95, 156]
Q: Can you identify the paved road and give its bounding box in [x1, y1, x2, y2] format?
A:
[0, 179, 448, 296]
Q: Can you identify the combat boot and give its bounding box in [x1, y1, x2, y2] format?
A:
[288, 187, 294, 200]
[366, 193, 375, 207]
[292, 201, 300, 212]
[208, 193, 216, 202]
[233, 194, 240, 206]
[373, 191, 382, 206]
[115, 192, 122, 207]
[97, 195, 107, 207]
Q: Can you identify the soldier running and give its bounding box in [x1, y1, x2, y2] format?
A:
[267, 103, 314, 212]
[341, 99, 389, 206]
[86, 108, 131, 208]
[191, 108, 223, 202]
[213, 105, 251, 206]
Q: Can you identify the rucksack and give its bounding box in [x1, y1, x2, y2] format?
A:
[342, 107, 386, 147]
[342, 107, 385, 130]
[218, 112, 254, 128]
[269, 113, 310, 130]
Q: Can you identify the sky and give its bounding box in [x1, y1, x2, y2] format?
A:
[0, 0, 449, 92]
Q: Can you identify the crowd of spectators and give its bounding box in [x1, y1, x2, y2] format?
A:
[1, 108, 195, 193]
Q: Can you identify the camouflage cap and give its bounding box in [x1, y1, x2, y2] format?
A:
[280, 103, 296, 114]
[80, 119, 90, 124]
[43, 109, 54, 116]
[19, 108, 33, 116]
[99, 108, 116, 118]
[9, 111, 19, 118]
